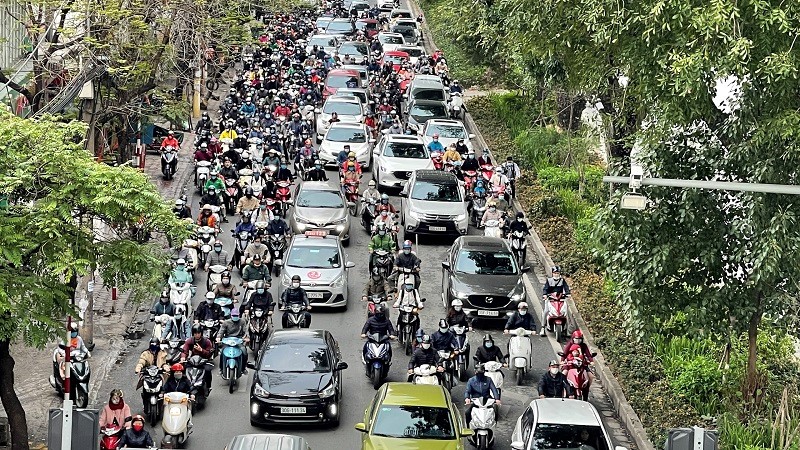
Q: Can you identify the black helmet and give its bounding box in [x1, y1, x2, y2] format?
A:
[438, 318, 448, 329]
[245, 186, 254, 196]
[291, 275, 301, 282]
[516, 211, 524, 219]
[421, 335, 432, 344]
[191, 324, 203, 335]
[149, 337, 160, 348]
[375, 304, 386, 315]
[483, 334, 494, 344]
[256, 280, 266, 290]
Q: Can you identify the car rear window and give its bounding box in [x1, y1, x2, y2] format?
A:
[412, 88, 446, 102]
[532, 424, 609, 450]
[410, 103, 447, 118]
[322, 100, 362, 115]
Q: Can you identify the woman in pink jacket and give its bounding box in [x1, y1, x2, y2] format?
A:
[98, 389, 132, 429]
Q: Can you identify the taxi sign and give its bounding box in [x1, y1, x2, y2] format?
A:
[304, 230, 328, 237]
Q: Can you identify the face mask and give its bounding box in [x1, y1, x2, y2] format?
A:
[454, 306, 462, 312]
[174, 373, 183, 380]
[518, 309, 527, 316]
[476, 369, 485, 376]
[231, 316, 240, 322]
[175, 313, 183, 319]
[160, 297, 169, 303]
[489, 207, 496, 211]
[550, 367, 560, 375]
[149, 345, 159, 352]
[553, 274, 561, 280]
[468, 155, 474, 159]
[280, 164, 287, 169]
[132, 423, 144, 432]
[291, 282, 300, 288]
[111, 397, 120, 405]
[574, 338, 583, 344]
[379, 230, 386, 236]
[403, 249, 410, 255]
[222, 278, 230, 285]
[315, 165, 321, 169]
[257, 289, 265, 294]
[439, 327, 448, 333]
[177, 264, 185, 270]
[70, 331, 78, 338]
[421, 343, 431, 350]
[484, 342, 493, 348]
[214, 246, 222, 253]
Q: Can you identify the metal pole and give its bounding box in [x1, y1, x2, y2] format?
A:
[83, 278, 95, 350]
[603, 176, 800, 195]
[60, 316, 73, 450]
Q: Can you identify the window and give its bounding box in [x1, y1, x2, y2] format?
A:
[287, 246, 341, 269]
[339, 42, 368, 55]
[382, 35, 404, 44]
[296, 190, 345, 208]
[425, 124, 467, 139]
[520, 407, 535, 446]
[383, 142, 427, 159]
[326, 127, 367, 143]
[455, 250, 517, 275]
[531, 424, 609, 450]
[327, 21, 354, 33]
[410, 180, 461, 202]
[401, 48, 424, 57]
[410, 103, 448, 118]
[411, 89, 446, 102]
[371, 406, 455, 439]
[259, 344, 332, 372]
[322, 100, 362, 115]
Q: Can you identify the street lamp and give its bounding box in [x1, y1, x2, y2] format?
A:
[618, 163, 647, 210]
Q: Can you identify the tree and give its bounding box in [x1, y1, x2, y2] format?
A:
[0, 110, 186, 450]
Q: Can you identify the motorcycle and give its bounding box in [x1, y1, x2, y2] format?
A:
[365, 293, 387, 318]
[100, 425, 123, 450]
[483, 360, 505, 398]
[267, 234, 287, 275]
[438, 349, 457, 390]
[543, 293, 569, 343]
[160, 392, 192, 448]
[162, 147, 177, 180]
[196, 226, 217, 268]
[214, 296, 234, 319]
[480, 163, 494, 182]
[219, 336, 246, 394]
[224, 177, 241, 214]
[169, 282, 194, 316]
[372, 249, 394, 278]
[49, 346, 91, 407]
[483, 218, 503, 238]
[275, 180, 293, 218]
[412, 364, 441, 385]
[184, 355, 213, 411]
[281, 303, 310, 328]
[363, 333, 392, 389]
[153, 313, 172, 340]
[361, 198, 379, 231]
[138, 365, 165, 426]
[206, 264, 227, 291]
[231, 229, 253, 271]
[195, 160, 212, 191]
[164, 338, 185, 365]
[451, 324, 471, 382]
[179, 239, 200, 274]
[467, 397, 497, 450]
[396, 303, 421, 356]
[508, 328, 534, 385]
[463, 169, 478, 192]
[509, 229, 527, 266]
[449, 92, 465, 120]
[248, 307, 271, 356]
[470, 193, 487, 227]
[564, 356, 593, 401]
[430, 150, 444, 170]
[344, 179, 360, 216]
[238, 168, 255, 188]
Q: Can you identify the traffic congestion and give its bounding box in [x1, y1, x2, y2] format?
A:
[58, 1, 630, 449]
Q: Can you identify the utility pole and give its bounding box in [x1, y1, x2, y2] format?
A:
[60, 316, 73, 450]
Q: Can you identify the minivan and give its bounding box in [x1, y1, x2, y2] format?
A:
[407, 75, 449, 103]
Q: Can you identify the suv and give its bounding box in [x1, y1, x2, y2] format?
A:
[373, 134, 433, 190]
[400, 170, 468, 237]
[315, 95, 364, 142]
[441, 236, 529, 320]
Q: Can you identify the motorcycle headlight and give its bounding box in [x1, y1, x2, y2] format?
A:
[253, 383, 270, 398]
[318, 382, 336, 398]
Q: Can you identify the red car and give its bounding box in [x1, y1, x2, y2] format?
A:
[381, 51, 410, 72]
[323, 69, 361, 98]
[355, 18, 380, 38]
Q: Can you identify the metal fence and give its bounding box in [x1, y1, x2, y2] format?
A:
[0, 1, 28, 70]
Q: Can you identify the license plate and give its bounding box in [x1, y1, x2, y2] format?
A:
[429, 226, 446, 232]
[307, 292, 324, 299]
[280, 407, 306, 414]
[477, 310, 499, 317]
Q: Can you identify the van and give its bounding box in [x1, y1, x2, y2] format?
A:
[225, 434, 311, 450]
[407, 76, 448, 103]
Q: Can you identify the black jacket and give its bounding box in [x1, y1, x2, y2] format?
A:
[538, 372, 568, 398]
[151, 300, 175, 316]
[408, 347, 439, 369]
[431, 330, 458, 352]
[505, 312, 536, 331]
[362, 315, 395, 336]
[194, 301, 223, 322]
[474, 344, 504, 364]
[394, 252, 421, 270]
[281, 287, 309, 308]
[306, 168, 328, 181]
[461, 157, 479, 171]
[267, 219, 290, 236]
[446, 311, 470, 327]
[164, 376, 192, 394]
[244, 291, 274, 312]
[119, 428, 155, 448]
[508, 220, 530, 234]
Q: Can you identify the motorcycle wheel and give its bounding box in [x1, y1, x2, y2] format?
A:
[149, 406, 158, 427]
[458, 362, 468, 382]
[477, 433, 488, 450]
[371, 369, 382, 390]
[251, 340, 261, 356]
[516, 368, 524, 386]
[229, 374, 236, 394]
[554, 326, 563, 343]
[75, 387, 88, 408]
[274, 265, 281, 277]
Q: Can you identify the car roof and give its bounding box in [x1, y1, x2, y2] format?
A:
[426, 119, 465, 127]
[289, 234, 340, 249]
[532, 399, 603, 426]
[357, 18, 378, 23]
[414, 170, 458, 182]
[391, 8, 413, 13]
[381, 383, 449, 407]
[384, 50, 410, 56]
[411, 79, 446, 89]
[378, 32, 404, 38]
[409, 99, 448, 107]
[226, 434, 309, 450]
[298, 180, 343, 192]
[324, 95, 360, 104]
[329, 121, 365, 130]
[385, 134, 425, 143]
[457, 236, 510, 251]
[270, 329, 330, 345]
[336, 87, 368, 94]
[310, 33, 338, 40]
[329, 17, 353, 23]
[340, 40, 367, 46]
[397, 45, 424, 52]
[341, 64, 367, 73]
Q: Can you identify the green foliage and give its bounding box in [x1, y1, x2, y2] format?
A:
[0, 111, 186, 347]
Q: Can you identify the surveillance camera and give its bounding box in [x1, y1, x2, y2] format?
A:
[630, 164, 644, 189]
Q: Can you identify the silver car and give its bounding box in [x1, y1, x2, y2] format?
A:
[400, 170, 469, 237]
[315, 95, 364, 143]
[421, 119, 475, 153]
[318, 122, 374, 169]
[277, 233, 355, 309]
[289, 181, 353, 245]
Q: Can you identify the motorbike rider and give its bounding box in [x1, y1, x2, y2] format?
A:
[464, 363, 501, 424]
[376, 193, 397, 215]
[503, 301, 537, 345]
[443, 144, 461, 163]
[193, 142, 215, 165]
[454, 138, 469, 155]
[502, 156, 520, 198]
[392, 240, 421, 289]
[541, 265, 571, 336]
[197, 204, 219, 228]
[360, 304, 396, 371]
[449, 80, 463, 94]
[163, 363, 192, 396]
[538, 359, 569, 398]
[306, 159, 328, 181]
[195, 111, 214, 133]
[161, 130, 180, 150]
[216, 307, 249, 374]
[181, 324, 214, 388]
[150, 291, 175, 317]
[362, 267, 394, 303]
[266, 214, 291, 237]
[220, 123, 238, 141]
[341, 161, 360, 186]
[241, 279, 274, 317]
[236, 186, 260, 215]
[361, 179, 380, 204]
[203, 169, 225, 195]
[219, 158, 239, 185]
[445, 299, 472, 330]
[431, 318, 459, 354]
[508, 211, 530, 235]
[561, 329, 594, 364]
[52, 323, 91, 383]
[118, 415, 155, 449]
[407, 335, 444, 382]
[212, 271, 239, 302]
[427, 133, 444, 153]
[134, 337, 170, 374]
[474, 334, 505, 366]
[490, 165, 510, 199]
[234, 212, 257, 242]
[173, 198, 192, 219]
[193, 292, 224, 323]
[477, 148, 493, 167]
[199, 184, 223, 210]
[254, 201, 273, 223]
[169, 257, 193, 285]
[480, 199, 506, 230]
[244, 233, 270, 264]
[368, 222, 395, 270]
[461, 149, 479, 171]
[242, 254, 271, 284]
[99, 389, 132, 429]
[206, 239, 231, 271]
[274, 158, 294, 182]
[280, 275, 311, 327]
[162, 305, 191, 340]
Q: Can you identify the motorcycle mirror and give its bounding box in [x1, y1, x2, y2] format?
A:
[420, 298, 426, 302]
[369, 138, 376, 143]
[557, 351, 565, 357]
[441, 261, 450, 269]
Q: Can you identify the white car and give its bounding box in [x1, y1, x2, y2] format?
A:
[315, 96, 364, 143]
[377, 32, 406, 53]
[393, 17, 422, 39]
[396, 45, 426, 66]
[377, 0, 396, 11]
[305, 34, 343, 55]
[319, 122, 375, 169]
[510, 398, 629, 450]
[421, 119, 475, 153]
[372, 134, 433, 190]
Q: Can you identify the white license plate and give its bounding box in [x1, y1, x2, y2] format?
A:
[477, 310, 499, 317]
[307, 292, 324, 299]
[280, 407, 306, 414]
[429, 226, 446, 232]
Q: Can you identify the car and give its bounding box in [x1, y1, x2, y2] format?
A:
[315, 95, 364, 142]
[355, 18, 380, 38]
[381, 50, 410, 71]
[249, 329, 349, 426]
[315, 16, 334, 33]
[289, 183, 354, 246]
[340, 64, 369, 87]
[225, 433, 311, 450]
[390, 24, 419, 46]
[376, 32, 406, 52]
[393, 17, 423, 39]
[510, 398, 629, 450]
[325, 18, 356, 36]
[406, 99, 450, 132]
[407, 75, 449, 102]
[372, 134, 433, 190]
[349, 0, 370, 15]
[306, 34, 342, 55]
[396, 45, 425, 65]
[389, 8, 414, 20]
[421, 119, 476, 152]
[336, 40, 369, 64]
[377, 0, 396, 11]
[441, 236, 529, 320]
[401, 170, 469, 237]
[333, 87, 370, 110]
[323, 69, 361, 99]
[354, 383, 473, 450]
[319, 122, 374, 169]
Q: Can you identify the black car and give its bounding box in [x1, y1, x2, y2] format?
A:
[405, 99, 450, 132]
[441, 236, 530, 321]
[249, 329, 348, 427]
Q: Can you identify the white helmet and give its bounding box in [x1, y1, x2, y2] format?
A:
[451, 299, 463, 308]
[176, 258, 186, 265]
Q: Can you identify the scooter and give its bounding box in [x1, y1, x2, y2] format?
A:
[169, 282, 194, 316]
[483, 360, 504, 398]
[430, 150, 444, 170]
[344, 179, 360, 216]
[214, 296, 234, 319]
[100, 425, 123, 450]
[412, 364, 441, 385]
[267, 234, 287, 276]
[248, 307, 271, 356]
[438, 349, 457, 390]
[206, 264, 227, 291]
[509, 229, 527, 266]
[396, 303, 421, 356]
[449, 92, 464, 120]
[508, 328, 534, 385]
[49, 346, 91, 408]
[162, 147, 177, 180]
[275, 180, 293, 218]
[483, 219, 503, 238]
[361, 198, 379, 231]
[463, 170, 478, 192]
[467, 397, 497, 450]
[363, 333, 392, 389]
[564, 357, 592, 401]
[219, 336, 245, 394]
[281, 303, 310, 328]
[160, 392, 192, 448]
[543, 293, 569, 343]
[138, 365, 165, 426]
[480, 163, 494, 182]
[238, 168, 254, 188]
[185, 355, 213, 411]
[451, 324, 471, 382]
[231, 229, 253, 271]
[371, 249, 394, 278]
[365, 293, 388, 318]
[470, 193, 487, 227]
[153, 314, 172, 340]
[195, 160, 212, 191]
[196, 226, 217, 268]
[164, 338, 185, 365]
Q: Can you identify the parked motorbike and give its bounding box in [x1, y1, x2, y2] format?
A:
[467, 397, 497, 450]
[412, 364, 441, 385]
[281, 303, 310, 328]
[160, 392, 192, 448]
[508, 328, 534, 385]
[363, 333, 392, 389]
[48, 346, 91, 408]
[248, 307, 271, 356]
[219, 336, 246, 394]
[138, 365, 165, 426]
[509, 229, 527, 266]
[451, 324, 471, 382]
[543, 293, 569, 343]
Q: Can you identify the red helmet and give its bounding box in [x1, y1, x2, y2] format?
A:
[170, 363, 184, 372]
[572, 330, 584, 339]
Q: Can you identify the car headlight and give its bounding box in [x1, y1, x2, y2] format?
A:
[319, 382, 336, 398]
[380, 164, 388, 173]
[511, 293, 524, 301]
[408, 209, 420, 220]
[254, 384, 270, 398]
[331, 274, 344, 288]
[282, 272, 292, 287]
[450, 288, 468, 300]
[331, 216, 348, 224]
[455, 213, 466, 221]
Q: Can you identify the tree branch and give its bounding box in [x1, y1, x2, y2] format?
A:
[0, 69, 34, 104]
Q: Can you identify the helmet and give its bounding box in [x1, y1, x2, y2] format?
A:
[252, 254, 262, 261]
[517, 302, 529, 310]
[191, 324, 203, 335]
[230, 307, 240, 317]
[176, 258, 186, 265]
[68, 322, 79, 332]
[131, 414, 145, 424]
[205, 292, 215, 301]
[551, 265, 561, 274]
[516, 211, 524, 219]
[171, 363, 184, 372]
[210, 169, 219, 176]
[375, 221, 387, 231]
[175, 199, 184, 206]
[368, 180, 376, 187]
[483, 334, 494, 344]
[549, 359, 559, 367]
[256, 280, 266, 290]
[451, 299, 463, 308]
[572, 330, 584, 339]
[421, 335, 431, 344]
[314, 159, 322, 165]
[381, 193, 389, 201]
[149, 337, 160, 347]
[375, 304, 386, 315]
[348, 151, 356, 158]
[438, 318, 448, 329]
[432, 133, 439, 138]
[291, 275, 301, 282]
[245, 186, 254, 196]
[402, 240, 412, 249]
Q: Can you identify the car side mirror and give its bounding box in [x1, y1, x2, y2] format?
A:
[521, 266, 530, 273]
[399, 191, 407, 197]
[511, 441, 525, 450]
[461, 428, 474, 437]
[468, 133, 476, 139]
[354, 422, 367, 432]
[441, 261, 450, 270]
[345, 261, 356, 268]
[373, 147, 380, 155]
[336, 361, 349, 370]
[246, 362, 257, 370]
[347, 201, 357, 208]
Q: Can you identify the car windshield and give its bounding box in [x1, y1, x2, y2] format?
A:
[316, 18, 333, 29]
[327, 21, 353, 33]
[426, 124, 466, 139]
[339, 91, 367, 104]
[412, 89, 446, 101]
[323, 100, 362, 115]
[455, 250, 517, 275]
[383, 142, 427, 158]
[310, 36, 336, 48]
[327, 127, 367, 143]
[410, 103, 447, 118]
[371, 405, 455, 440]
[296, 190, 345, 208]
[381, 35, 404, 44]
[286, 246, 341, 269]
[410, 180, 461, 201]
[385, 55, 408, 65]
[532, 424, 610, 450]
[259, 344, 331, 372]
[400, 48, 424, 57]
[339, 42, 368, 55]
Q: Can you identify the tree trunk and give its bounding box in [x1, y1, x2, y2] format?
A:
[0, 339, 29, 450]
[745, 291, 764, 403]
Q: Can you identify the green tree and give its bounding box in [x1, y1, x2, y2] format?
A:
[0, 110, 185, 450]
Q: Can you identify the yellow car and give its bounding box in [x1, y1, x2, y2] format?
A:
[355, 382, 473, 450]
